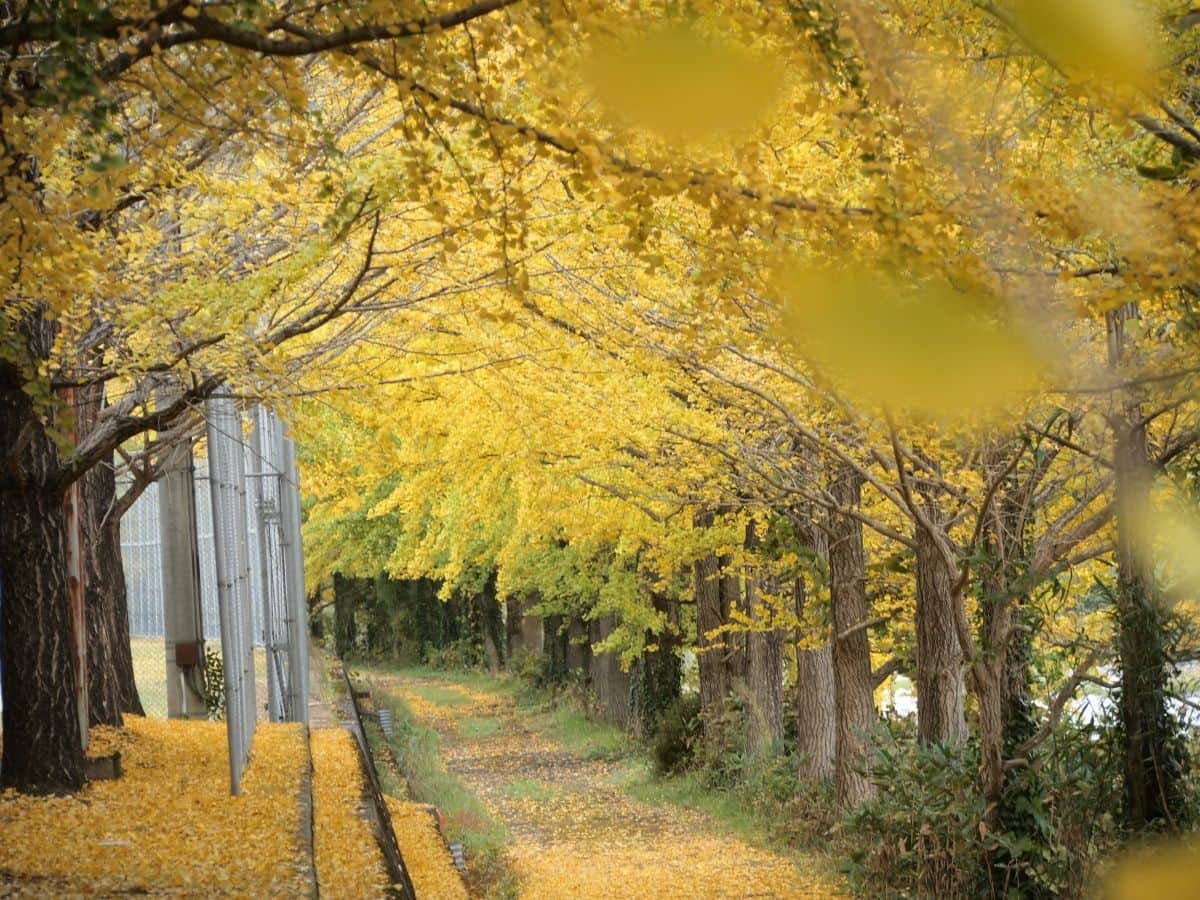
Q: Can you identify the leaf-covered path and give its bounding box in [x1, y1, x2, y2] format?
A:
[371, 671, 839, 899]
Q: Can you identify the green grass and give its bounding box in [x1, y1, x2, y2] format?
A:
[407, 683, 473, 706]
[518, 692, 632, 761]
[458, 716, 502, 739]
[501, 778, 556, 802]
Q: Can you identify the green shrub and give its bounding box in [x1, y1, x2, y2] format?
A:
[843, 737, 986, 898]
[202, 645, 225, 721]
[424, 636, 483, 670]
[508, 648, 544, 686]
[651, 694, 702, 774]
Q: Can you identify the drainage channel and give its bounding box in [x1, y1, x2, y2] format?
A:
[341, 667, 418, 900]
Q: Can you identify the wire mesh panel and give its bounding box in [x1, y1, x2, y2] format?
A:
[122, 460, 265, 646]
[206, 389, 258, 794]
[122, 481, 165, 638]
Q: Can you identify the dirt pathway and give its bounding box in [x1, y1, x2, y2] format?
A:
[371, 671, 839, 899]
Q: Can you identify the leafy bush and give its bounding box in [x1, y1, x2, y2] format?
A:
[425, 637, 483, 670]
[202, 646, 225, 721]
[842, 720, 1136, 899]
[651, 694, 702, 774]
[843, 737, 986, 898]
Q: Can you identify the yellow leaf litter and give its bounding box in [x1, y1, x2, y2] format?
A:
[309, 727, 389, 899]
[385, 796, 469, 900]
[0, 716, 310, 897]
[380, 673, 843, 899]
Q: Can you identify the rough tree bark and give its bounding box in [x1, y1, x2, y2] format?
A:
[1113, 408, 1181, 826]
[631, 594, 681, 737]
[720, 550, 748, 686]
[589, 615, 632, 729]
[505, 593, 526, 659]
[694, 511, 729, 721]
[793, 574, 836, 784]
[914, 516, 967, 746]
[542, 613, 568, 684]
[976, 456, 1030, 830]
[827, 467, 877, 805]
[477, 572, 504, 675]
[0, 334, 86, 792]
[743, 522, 784, 759]
[1102, 301, 1184, 826]
[81, 444, 144, 725]
[565, 613, 591, 675]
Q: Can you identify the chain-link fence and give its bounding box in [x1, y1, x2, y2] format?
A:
[120, 451, 268, 720]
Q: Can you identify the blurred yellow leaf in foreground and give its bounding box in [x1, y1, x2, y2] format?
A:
[1101, 836, 1200, 899]
[774, 260, 1043, 420]
[1010, 0, 1158, 88]
[583, 21, 784, 140]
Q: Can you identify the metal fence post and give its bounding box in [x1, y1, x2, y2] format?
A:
[280, 428, 309, 725]
[206, 389, 257, 794]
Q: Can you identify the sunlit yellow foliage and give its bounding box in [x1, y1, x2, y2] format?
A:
[775, 260, 1045, 421]
[583, 19, 785, 141]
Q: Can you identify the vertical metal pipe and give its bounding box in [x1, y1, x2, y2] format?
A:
[280, 429, 309, 725]
[206, 389, 257, 794]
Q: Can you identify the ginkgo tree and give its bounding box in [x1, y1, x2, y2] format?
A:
[4, 11, 1200, 900]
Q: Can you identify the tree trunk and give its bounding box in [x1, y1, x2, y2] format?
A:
[914, 520, 967, 746]
[543, 614, 568, 684]
[332, 572, 359, 659]
[827, 468, 877, 805]
[743, 522, 784, 759]
[631, 595, 681, 737]
[1113, 410, 1181, 826]
[694, 510, 728, 720]
[506, 593, 525, 659]
[589, 615, 632, 729]
[0, 358, 86, 793]
[720, 552, 747, 685]
[566, 613, 591, 674]
[82, 452, 144, 725]
[477, 573, 503, 675]
[977, 464, 1030, 830]
[794, 575, 836, 783]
